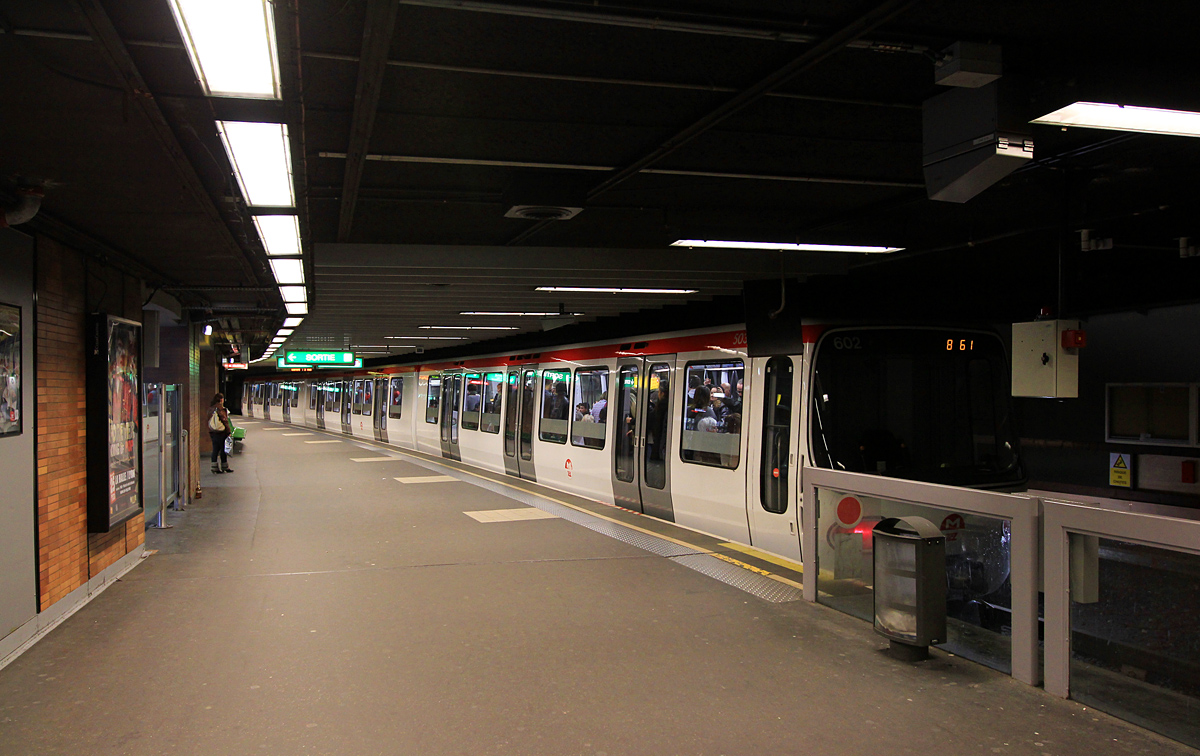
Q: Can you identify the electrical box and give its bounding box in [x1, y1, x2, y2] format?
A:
[1012, 319, 1081, 398]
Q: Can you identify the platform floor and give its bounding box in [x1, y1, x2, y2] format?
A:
[0, 420, 1193, 756]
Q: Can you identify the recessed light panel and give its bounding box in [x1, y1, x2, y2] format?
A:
[1031, 101, 1200, 137]
[253, 215, 302, 257]
[283, 317, 304, 328]
[167, 0, 280, 99]
[217, 121, 294, 207]
[269, 258, 305, 286]
[285, 302, 308, 315]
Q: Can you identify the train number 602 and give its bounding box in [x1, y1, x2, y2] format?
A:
[832, 336, 862, 350]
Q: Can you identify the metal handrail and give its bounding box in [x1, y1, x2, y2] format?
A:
[801, 466, 1041, 685]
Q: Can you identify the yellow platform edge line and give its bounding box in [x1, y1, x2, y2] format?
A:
[719, 542, 805, 574]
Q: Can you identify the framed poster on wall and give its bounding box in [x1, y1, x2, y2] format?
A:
[0, 303, 19, 437]
[87, 314, 142, 532]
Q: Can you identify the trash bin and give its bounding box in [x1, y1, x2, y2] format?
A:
[872, 516, 947, 661]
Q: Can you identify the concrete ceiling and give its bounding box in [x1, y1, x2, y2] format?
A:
[2, 1, 1199, 360]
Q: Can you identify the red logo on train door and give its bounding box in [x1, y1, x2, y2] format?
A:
[565, 459, 573, 478]
[940, 514, 966, 542]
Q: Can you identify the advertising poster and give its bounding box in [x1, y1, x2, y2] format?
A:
[88, 314, 141, 532]
[107, 318, 140, 519]
[0, 303, 19, 437]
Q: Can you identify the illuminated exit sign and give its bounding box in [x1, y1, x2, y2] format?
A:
[282, 350, 356, 366]
[278, 357, 361, 369]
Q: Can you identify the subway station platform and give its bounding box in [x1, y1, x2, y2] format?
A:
[0, 421, 1192, 756]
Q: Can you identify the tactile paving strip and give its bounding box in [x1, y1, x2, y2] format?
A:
[380, 448, 803, 601]
[667, 554, 805, 603]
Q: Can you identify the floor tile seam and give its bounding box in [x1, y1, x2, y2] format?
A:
[121, 552, 663, 583]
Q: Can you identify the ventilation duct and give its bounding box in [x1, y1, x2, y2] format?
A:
[923, 82, 1033, 203]
[0, 187, 44, 227]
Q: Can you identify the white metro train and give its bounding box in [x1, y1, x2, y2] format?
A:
[241, 323, 1024, 565]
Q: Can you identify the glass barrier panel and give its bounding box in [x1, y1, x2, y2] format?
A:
[1069, 537, 1200, 749]
[815, 486, 1013, 673]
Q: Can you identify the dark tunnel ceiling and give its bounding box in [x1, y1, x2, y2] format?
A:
[2, 0, 1199, 359]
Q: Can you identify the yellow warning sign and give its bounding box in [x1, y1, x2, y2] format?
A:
[1109, 453, 1132, 488]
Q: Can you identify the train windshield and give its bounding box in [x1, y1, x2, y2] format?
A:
[810, 328, 1022, 489]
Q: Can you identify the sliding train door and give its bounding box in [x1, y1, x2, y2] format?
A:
[439, 371, 462, 461]
[747, 355, 802, 561]
[611, 355, 675, 520]
[373, 377, 388, 443]
[502, 368, 537, 480]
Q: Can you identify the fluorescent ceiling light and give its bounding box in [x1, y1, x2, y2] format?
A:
[419, 325, 519, 331]
[1031, 101, 1200, 137]
[269, 258, 305, 285]
[277, 329, 294, 336]
[253, 215, 302, 257]
[285, 302, 308, 315]
[460, 311, 584, 316]
[535, 286, 697, 294]
[384, 336, 467, 340]
[217, 121, 294, 206]
[167, 0, 280, 99]
[279, 286, 306, 303]
[671, 239, 902, 253]
[282, 317, 304, 328]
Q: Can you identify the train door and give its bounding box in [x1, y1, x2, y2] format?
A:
[611, 355, 676, 520]
[502, 368, 537, 480]
[340, 379, 352, 434]
[314, 383, 326, 430]
[281, 383, 292, 423]
[439, 371, 462, 461]
[747, 355, 802, 561]
[262, 384, 271, 420]
[373, 377, 388, 443]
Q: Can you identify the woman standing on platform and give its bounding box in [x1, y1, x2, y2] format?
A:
[208, 393, 234, 474]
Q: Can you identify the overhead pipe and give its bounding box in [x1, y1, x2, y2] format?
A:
[1, 187, 44, 228]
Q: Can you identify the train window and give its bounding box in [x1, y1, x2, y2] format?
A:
[425, 375, 441, 424]
[341, 380, 352, 425]
[388, 377, 404, 419]
[504, 371, 519, 455]
[309, 383, 317, 410]
[614, 365, 638, 482]
[325, 382, 340, 412]
[362, 379, 373, 416]
[291, 384, 299, 408]
[570, 368, 608, 450]
[643, 363, 671, 489]
[680, 360, 744, 469]
[760, 356, 793, 514]
[481, 372, 503, 434]
[539, 369, 571, 443]
[810, 329, 1021, 487]
[461, 372, 482, 431]
[351, 380, 363, 414]
[1106, 384, 1192, 444]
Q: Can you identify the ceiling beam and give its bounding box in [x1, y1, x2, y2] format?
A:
[507, 0, 923, 245]
[337, 0, 401, 243]
[67, 0, 265, 288]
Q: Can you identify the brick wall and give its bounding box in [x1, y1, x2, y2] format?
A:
[35, 236, 145, 611]
[36, 237, 90, 609]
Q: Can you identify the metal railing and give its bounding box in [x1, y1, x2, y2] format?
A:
[801, 466, 1041, 685]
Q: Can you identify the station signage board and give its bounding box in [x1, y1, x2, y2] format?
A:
[282, 350, 356, 367]
[224, 362, 248, 370]
[278, 357, 361, 369]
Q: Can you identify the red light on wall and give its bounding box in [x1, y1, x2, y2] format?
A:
[1062, 329, 1087, 349]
